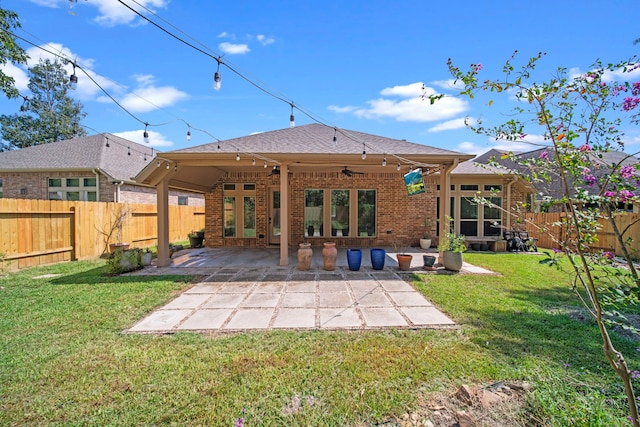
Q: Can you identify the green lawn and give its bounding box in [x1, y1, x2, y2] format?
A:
[0, 254, 638, 425]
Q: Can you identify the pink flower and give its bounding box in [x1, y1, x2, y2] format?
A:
[603, 251, 615, 260]
[579, 144, 591, 152]
[604, 191, 616, 198]
[475, 63, 483, 72]
[539, 151, 549, 160]
[622, 96, 640, 111]
[620, 190, 634, 202]
[620, 165, 634, 179]
[632, 81, 640, 96]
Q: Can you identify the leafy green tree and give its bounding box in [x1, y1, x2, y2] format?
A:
[0, 59, 86, 150]
[0, 6, 28, 99]
[439, 53, 640, 426]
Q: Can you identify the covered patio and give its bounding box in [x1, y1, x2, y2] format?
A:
[135, 124, 474, 267]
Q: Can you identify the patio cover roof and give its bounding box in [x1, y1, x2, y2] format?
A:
[135, 123, 474, 192]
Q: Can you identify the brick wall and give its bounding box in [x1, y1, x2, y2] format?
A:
[204, 170, 436, 248]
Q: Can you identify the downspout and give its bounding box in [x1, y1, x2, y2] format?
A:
[91, 169, 100, 201]
[115, 181, 124, 203]
[438, 158, 459, 264]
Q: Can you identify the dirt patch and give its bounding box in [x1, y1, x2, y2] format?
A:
[367, 382, 532, 427]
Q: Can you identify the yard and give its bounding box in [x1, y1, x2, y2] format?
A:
[1, 253, 639, 426]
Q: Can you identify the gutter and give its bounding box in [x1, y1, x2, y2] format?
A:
[92, 169, 100, 201]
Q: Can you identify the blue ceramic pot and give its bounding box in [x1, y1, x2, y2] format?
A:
[346, 248, 362, 271]
[370, 248, 386, 270]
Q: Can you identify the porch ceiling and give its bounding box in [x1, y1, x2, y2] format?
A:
[136, 152, 471, 193]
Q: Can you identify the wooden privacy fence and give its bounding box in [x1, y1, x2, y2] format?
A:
[0, 198, 205, 270]
[524, 212, 640, 256]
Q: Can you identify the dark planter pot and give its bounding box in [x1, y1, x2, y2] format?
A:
[307, 225, 314, 237]
[346, 248, 362, 271]
[370, 248, 386, 270]
[189, 236, 204, 248]
[423, 255, 436, 268]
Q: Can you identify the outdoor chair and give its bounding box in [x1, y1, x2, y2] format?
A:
[518, 231, 538, 252]
[504, 231, 527, 252]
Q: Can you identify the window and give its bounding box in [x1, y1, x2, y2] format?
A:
[460, 184, 479, 191]
[178, 196, 188, 206]
[460, 198, 478, 236]
[304, 190, 324, 237]
[48, 176, 98, 201]
[304, 188, 376, 237]
[484, 184, 502, 192]
[357, 190, 376, 237]
[331, 190, 350, 236]
[483, 197, 502, 236]
[223, 183, 256, 238]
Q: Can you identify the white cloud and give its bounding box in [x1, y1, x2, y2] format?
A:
[428, 117, 475, 133]
[457, 141, 480, 154]
[256, 35, 275, 46]
[0, 63, 29, 92]
[116, 82, 189, 113]
[218, 42, 250, 55]
[332, 82, 468, 123]
[217, 32, 229, 38]
[89, 0, 168, 27]
[113, 129, 174, 148]
[432, 79, 464, 91]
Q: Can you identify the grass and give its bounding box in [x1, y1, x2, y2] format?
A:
[0, 254, 639, 426]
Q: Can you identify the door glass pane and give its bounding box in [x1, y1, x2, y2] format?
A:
[223, 196, 236, 237]
[66, 191, 80, 201]
[272, 191, 281, 237]
[244, 196, 256, 237]
[85, 191, 97, 202]
[357, 190, 376, 237]
[84, 178, 96, 187]
[331, 190, 350, 237]
[484, 197, 502, 236]
[304, 189, 323, 237]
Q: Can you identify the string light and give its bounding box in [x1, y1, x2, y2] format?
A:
[289, 103, 295, 128]
[252, 158, 256, 166]
[213, 57, 222, 90]
[157, 160, 161, 167]
[143, 123, 149, 144]
[127, 146, 131, 156]
[105, 137, 110, 148]
[144, 153, 147, 161]
[361, 143, 366, 160]
[69, 63, 78, 90]
[166, 162, 170, 169]
[332, 128, 337, 145]
[264, 161, 267, 168]
[397, 162, 401, 171]
[174, 163, 178, 172]
[186, 125, 191, 141]
[236, 151, 240, 161]
[382, 155, 387, 167]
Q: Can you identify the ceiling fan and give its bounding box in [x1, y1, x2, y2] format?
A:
[341, 166, 364, 177]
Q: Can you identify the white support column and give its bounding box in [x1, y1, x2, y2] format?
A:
[156, 179, 171, 267]
[279, 163, 289, 266]
[438, 159, 458, 264]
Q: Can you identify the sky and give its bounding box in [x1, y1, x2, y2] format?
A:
[2, 0, 640, 157]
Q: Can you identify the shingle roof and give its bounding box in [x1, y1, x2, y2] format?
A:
[0, 134, 156, 182]
[174, 123, 470, 157]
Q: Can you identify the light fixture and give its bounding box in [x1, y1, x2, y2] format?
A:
[236, 151, 240, 161]
[166, 162, 170, 169]
[397, 162, 401, 171]
[332, 128, 337, 145]
[174, 163, 178, 172]
[69, 63, 78, 90]
[143, 123, 149, 144]
[217, 143, 221, 151]
[157, 160, 161, 167]
[264, 161, 267, 168]
[213, 58, 222, 90]
[105, 137, 110, 148]
[382, 155, 387, 167]
[252, 158, 256, 166]
[144, 153, 147, 161]
[127, 146, 131, 156]
[273, 164, 277, 170]
[361, 143, 366, 160]
[289, 103, 295, 128]
[186, 127, 191, 141]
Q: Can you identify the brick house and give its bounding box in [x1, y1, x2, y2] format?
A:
[0, 133, 204, 206]
[136, 123, 533, 266]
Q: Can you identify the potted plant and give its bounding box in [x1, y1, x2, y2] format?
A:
[437, 229, 466, 271]
[419, 217, 434, 249]
[188, 229, 205, 248]
[392, 234, 413, 271]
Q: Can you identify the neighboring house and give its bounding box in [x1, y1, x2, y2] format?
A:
[135, 123, 501, 266]
[473, 148, 640, 213]
[0, 133, 204, 206]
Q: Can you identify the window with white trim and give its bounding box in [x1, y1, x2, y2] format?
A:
[304, 188, 376, 237]
[48, 177, 98, 201]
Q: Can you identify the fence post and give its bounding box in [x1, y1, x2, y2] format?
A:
[69, 206, 76, 261]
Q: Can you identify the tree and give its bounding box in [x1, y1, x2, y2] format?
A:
[0, 58, 86, 150]
[438, 53, 640, 425]
[0, 6, 28, 99]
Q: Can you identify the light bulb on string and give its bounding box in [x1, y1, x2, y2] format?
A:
[397, 162, 401, 171]
[157, 160, 161, 167]
[105, 137, 110, 148]
[69, 63, 78, 90]
[166, 162, 170, 170]
[382, 156, 387, 167]
[186, 126, 191, 141]
[264, 161, 267, 168]
[332, 128, 337, 145]
[289, 103, 295, 128]
[213, 57, 222, 90]
[127, 146, 131, 156]
[143, 123, 149, 144]
[174, 163, 178, 172]
[362, 144, 366, 160]
[252, 158, 256, 166]
[144, 153, 147, 161]
[236, 151, 240, 161]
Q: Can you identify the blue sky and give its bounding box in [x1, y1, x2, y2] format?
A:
[3, 0, 640, 156]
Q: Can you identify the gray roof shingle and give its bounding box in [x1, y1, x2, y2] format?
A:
[0, 134, 156, 182]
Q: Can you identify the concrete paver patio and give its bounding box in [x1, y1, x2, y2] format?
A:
[125, 247, 494, 334]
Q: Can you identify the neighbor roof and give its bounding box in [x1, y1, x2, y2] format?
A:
[0, 134, 156, 182]
[174, 123, 471, 157]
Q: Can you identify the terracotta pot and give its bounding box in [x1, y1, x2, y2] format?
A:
[322, 242, 337, 271]
[297, 243, 313, 271]
[396, 254, 413, 271]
